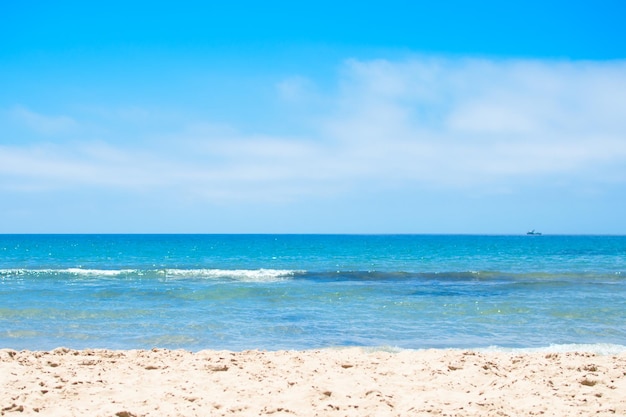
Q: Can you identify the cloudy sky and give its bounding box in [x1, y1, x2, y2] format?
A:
[1, 1, 625, 233]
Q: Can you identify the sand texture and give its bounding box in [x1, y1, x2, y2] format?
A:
[1, 347, 625, 416]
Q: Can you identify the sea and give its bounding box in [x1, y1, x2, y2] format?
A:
[1, 234, 625, 353]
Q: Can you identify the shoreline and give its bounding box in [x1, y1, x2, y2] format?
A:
[2, 347, 625, 416]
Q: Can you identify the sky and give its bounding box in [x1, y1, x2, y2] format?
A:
[1, 0, 626, 234]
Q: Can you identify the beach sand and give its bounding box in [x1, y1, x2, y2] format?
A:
[1, 347, 625, 416]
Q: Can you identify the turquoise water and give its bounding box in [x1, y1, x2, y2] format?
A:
[1, 234, 625, 351]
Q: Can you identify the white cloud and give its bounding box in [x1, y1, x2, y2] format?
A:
[0, 143, 167, 190]
[10, 106, 78, 134]
[2, 57, 626, 202]
[276, 76, 315, 102]
[324, 57, 626, 186]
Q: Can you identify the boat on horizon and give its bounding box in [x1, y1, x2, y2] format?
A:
[526, 229, 542, 236]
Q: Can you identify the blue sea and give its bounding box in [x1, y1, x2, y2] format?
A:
[1, 234, 625, 353]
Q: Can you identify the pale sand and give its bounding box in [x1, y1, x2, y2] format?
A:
[1, 348, 625, 416]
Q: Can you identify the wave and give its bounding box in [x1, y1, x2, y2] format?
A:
[363, 343, 626, 356]
[0, 268, 138, 277]
[0, 268, 623, 283]
[162, 268, 300, 282]
[358, 343, 626, 355]
[291, 270, 624, 283]
[0, 268, 300, 282]
[475, 343, 626, 356]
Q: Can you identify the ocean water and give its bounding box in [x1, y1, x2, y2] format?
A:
[1, 234, 625, 352]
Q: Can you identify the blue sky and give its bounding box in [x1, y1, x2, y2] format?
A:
[1, 1, 626, 233]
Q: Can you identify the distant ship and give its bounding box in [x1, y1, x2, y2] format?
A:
[526, 229, 542, 236]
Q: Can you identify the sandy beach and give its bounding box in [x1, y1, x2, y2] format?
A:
[1, 348, 625, 416]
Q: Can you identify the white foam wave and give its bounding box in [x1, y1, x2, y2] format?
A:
[0, 268, 137, 277]
[64, 268, 138, 276]
[162, 269, 299, 282]
[477, 343, 626, 356]
[0, 268, 300, 282]
[367, 343, 626, 356]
